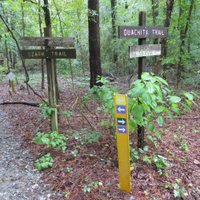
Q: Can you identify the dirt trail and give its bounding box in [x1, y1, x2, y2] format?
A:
[0, 109, 55, 200]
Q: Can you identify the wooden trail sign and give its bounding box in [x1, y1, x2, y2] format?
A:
[20, 35, 76, 131]
[129, 44, 161, 58]
[114, 94, 131, 193]
[118, 26, 167, 39]
[118, 11, 168, 149]
[20, 37, 75, 47]
[21, 49, 76, 59]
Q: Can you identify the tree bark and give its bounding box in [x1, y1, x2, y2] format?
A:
[151, 0, 160, 75]
[88, 0, 102, 88]
[43, 0, 58, 131]
[162, 0, 175, 77]
[38, 0, 45, 89]
[0, 101, 39, 107]
[176, 0, 194, 88]
[111, 0, 117, 63]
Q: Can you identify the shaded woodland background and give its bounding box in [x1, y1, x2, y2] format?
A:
[0, 0, 199, 89]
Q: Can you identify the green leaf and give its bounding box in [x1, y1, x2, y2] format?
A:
[155, 106, 166, 113]
[156, 116, 165, 126]
[129, 119, 137, 131]
[168, 96, 181, 103]
[147, 123, 155, 131]
[143, 155, 152, 164]
[171, 107, 180, 115]
[132, 105, 144, 122]
[155, 76, 168, 86]
[41, 137, 50, 144]
[147, 83, 155, 93]
[181, 103, 191, 111]
[33, 137, 42, 144]
[141, 72, 153, 81]
[183, 92, 194, 101]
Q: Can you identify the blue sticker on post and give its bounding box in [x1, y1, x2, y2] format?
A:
[118, 126, 127, 134]
[116, 106, 126, 114]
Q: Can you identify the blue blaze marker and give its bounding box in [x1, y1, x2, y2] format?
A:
[118, 126, 127, 134]
[116, 106, 126, 114]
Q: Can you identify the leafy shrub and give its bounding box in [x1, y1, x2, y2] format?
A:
[152, 154, 170, 175]
[35, 153, 54, 171]
[39, 102, 55, 119]
[72, 129, 101, 145]
[33, 131, 67, 152]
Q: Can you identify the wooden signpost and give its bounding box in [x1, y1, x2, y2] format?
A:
[114, 94, 131, 193]
[21, 49, 76, 59]
[129, 44, 161, 58]
[20, 36, 76, 131]
[117, 12, 168, 187]
[20, 37, 74, 47]
[118, 26, 167, 39]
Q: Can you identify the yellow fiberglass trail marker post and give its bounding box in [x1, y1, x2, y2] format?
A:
[114, 94, 131, 193]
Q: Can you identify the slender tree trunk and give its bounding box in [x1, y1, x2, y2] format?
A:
[52, 0, 64, 37]
[162, 0, 175, 78]
[111, 0, 117, 63]
[77, 9, 85, 75]
[176, 0, 194, 88]
[38, 0, 45, 89]
[88, 0, 102, 88]
[5, 36, 10, 71]
[43, 0, 58, 131]
[151, 0, 160, 75]
[21, 2, 25, 37]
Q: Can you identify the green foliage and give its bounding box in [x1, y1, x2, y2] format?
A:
[71, 149, 78, 158]
[35, 153, 54, 171]
[39, 102, 55, 119]
[152, 154, 170, 175]
[130, 147, 139, 162]
[66, 166, 73, 173]
[33, 131, 67, 152]
[72, 129, 101, 145]
[180, 141, 189, 151]
[82, 179, 103, 193]
[89, 73, 197, 136]
[86, 76, 118, 116]
[173, 179, 188, 199]
[60, 111, 73, 118]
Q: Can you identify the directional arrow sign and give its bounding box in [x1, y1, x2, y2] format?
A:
[116, 106, 126, 114]
[114, 94, 131, 192]
[118, 126, 127, 134]
[117, 118, 126, 126]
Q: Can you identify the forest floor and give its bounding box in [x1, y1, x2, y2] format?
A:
[0, 75, 200, 200]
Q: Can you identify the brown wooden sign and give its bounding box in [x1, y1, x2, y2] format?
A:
[118, 26, 168, 39]
[129, 44, 161, 58]
[21, 49, 76, 59]
[20, 37, 75, 47]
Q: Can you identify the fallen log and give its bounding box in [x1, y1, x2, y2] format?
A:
[0, 101, 40, 107]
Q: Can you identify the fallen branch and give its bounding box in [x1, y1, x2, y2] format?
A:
[0, 101, 40, 107]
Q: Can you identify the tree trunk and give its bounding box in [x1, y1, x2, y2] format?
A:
[176, 0, 194, 88]
[38, 0, 45, 89]
[162, 0, 175, 78]
[88, 0, 102, 88]
[21, 2, 25, 37]
[111, 0, 117, 63]
[151, 0, 160, 75]
[43, 0, 58, 131]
